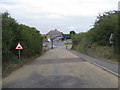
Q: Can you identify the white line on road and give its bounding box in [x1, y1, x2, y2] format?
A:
[87, 60, 120, 77]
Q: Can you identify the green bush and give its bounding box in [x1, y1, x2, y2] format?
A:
[2, 12, 43, 63]
[72, 11, 120, 60]
[88, 11, 118, 46]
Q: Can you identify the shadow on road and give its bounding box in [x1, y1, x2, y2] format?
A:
[3, 72, 90, 88]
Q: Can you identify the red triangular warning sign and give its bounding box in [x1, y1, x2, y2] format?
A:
[15, 42, 24, 50]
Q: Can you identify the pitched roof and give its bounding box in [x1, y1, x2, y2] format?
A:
[47, 29, 63, 36]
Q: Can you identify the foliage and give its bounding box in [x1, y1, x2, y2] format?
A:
[63, 34, 72, 39]
[70, 31, 76, 34]
[113, 11, 120, 56]
[72, 10, 120, 60]
[88, 11, 118, 46]
[72, 32, 90, 52]
[2, 12, 43, 63]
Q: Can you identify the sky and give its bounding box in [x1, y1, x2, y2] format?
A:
[0, 0, 118, 34]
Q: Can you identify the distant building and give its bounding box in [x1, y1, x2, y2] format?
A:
[46, 29, 63, 42]
[46, 29, 63, 37]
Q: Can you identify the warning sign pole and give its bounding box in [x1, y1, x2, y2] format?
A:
[15, 42, 24, 62]
[19, 50, 21, 61]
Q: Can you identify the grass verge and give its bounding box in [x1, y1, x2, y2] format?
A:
[2, 49, 50, 78]
[72, 43, 119, 62]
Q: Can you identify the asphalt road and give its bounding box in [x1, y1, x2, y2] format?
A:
[70, 50, 120, 77]
[3, 47, 118, 88]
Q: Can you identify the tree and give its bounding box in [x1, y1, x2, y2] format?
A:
[2, 11, 43, 63]
[70, 31, 76, 34]
[72, 10, 119, 58]
[87, 11, 118, 46]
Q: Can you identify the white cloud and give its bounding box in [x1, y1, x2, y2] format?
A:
[119, 1, 120, 11]
[0, 0, 118, 16]
[0, 0, 118, 33]
[69, 26, 76, 29]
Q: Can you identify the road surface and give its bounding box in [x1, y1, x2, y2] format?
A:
[3, 47, 118, 88]
[70, 50, 120, 77]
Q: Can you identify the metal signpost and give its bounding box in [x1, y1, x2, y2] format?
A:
[19, 49, 20, 61]
[15, 42, 24, 61]
[51, 40, 53, 49]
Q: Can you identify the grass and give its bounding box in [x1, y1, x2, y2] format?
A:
[86, 44, 119, 62]
[3, 46, 51, 78]
[3, 61, 23, 78]
[2, 51, 47, 78]
[64, 39, 72, 41]
[72, 43, 119, 62]
[64, 43, 72, 45]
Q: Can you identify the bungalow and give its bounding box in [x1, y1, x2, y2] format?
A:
[46, 29, 63, 42]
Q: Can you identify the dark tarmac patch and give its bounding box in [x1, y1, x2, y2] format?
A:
[27, 58, 86, 65]
[3, 72, 90, 88]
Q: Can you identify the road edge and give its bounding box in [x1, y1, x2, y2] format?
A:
[68, 49, 120, 77]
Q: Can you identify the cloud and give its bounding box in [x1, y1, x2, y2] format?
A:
[0, 0, 20, 5]
[0, 0, 118, 34]
[19, 15, 96, 34]
[0, 0, 118, 16]
[119, 1, 120, 11]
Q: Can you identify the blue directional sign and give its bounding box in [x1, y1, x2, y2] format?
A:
[50, 35, 72, 40]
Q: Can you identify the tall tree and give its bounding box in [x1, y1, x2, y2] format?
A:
[70, 31, 76, 34]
